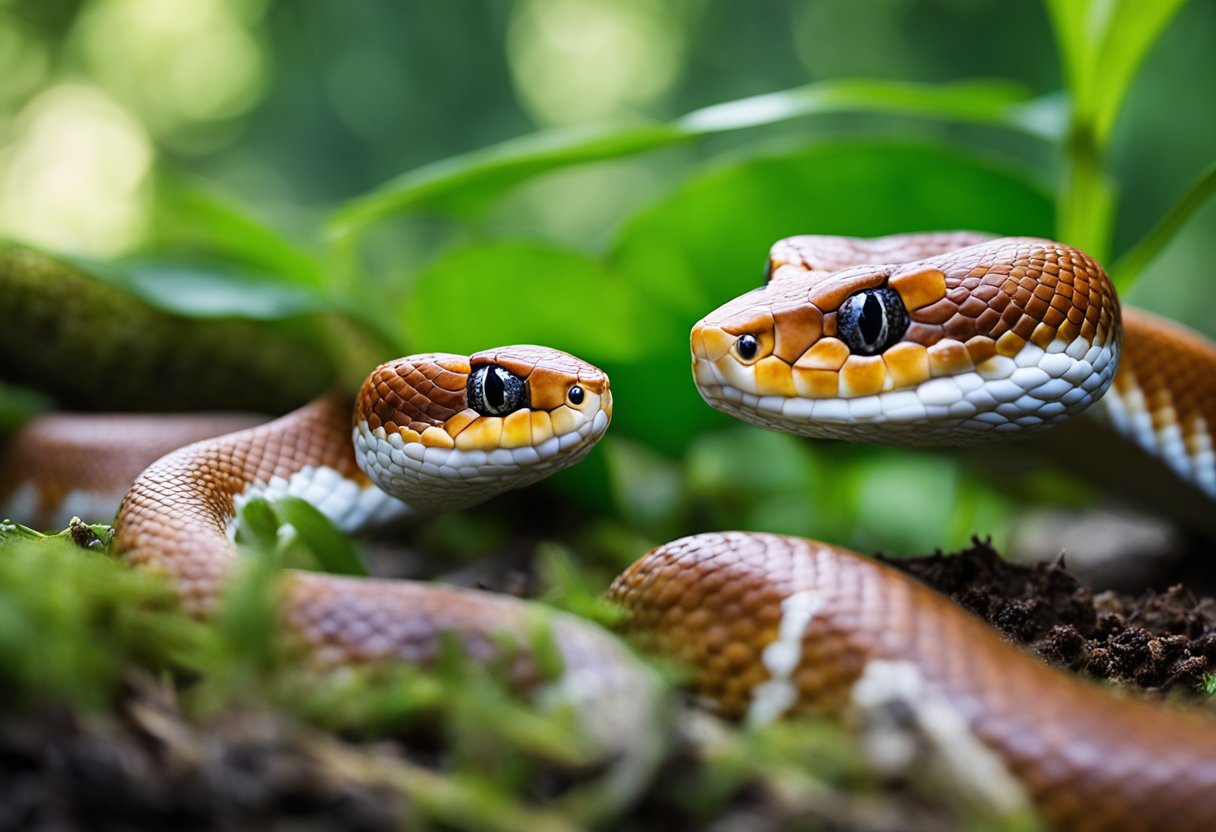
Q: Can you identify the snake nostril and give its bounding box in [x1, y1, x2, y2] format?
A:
[737, 334, 759, 361]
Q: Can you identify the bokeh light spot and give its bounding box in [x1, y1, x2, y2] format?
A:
[507, 0, 685, 126]
[74, 0, 267, 143]
[0, 85, 152, 256]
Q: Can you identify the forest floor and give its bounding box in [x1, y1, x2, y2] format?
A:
[1, 532, 1213, 832]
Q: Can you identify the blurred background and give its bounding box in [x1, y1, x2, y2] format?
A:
[1, 0, 1214, 572]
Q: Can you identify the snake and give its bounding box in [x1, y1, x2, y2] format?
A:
[608, 232, 1216, 830]
[3, 234, 1216, 830]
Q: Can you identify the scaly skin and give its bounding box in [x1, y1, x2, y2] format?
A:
[0, 413, 266, 529]
[609, 532, 1216, 832]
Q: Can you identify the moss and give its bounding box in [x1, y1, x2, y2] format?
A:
[0, 246, 338, 412]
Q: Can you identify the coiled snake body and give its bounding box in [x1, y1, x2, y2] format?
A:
[4, 234, 1216, 830]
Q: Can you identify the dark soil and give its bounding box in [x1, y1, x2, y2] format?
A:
[884, 539, 1216, 696]
[0, 678, 407, 832]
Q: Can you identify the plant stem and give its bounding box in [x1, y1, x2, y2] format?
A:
[1057, 120, 1116, 262]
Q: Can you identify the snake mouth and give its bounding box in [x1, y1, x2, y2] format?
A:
[694, 336, 1120, 447]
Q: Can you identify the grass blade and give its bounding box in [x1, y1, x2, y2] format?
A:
[1112, 162, 1216, 290]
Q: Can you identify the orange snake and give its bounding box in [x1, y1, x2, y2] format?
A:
[3, 234, 1216, 830]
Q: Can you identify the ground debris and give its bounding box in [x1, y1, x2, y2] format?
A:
[0, 675, 404, 832]
[885, 539, 1216, 697]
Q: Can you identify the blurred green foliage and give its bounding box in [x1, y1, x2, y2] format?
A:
[0, 0, 1213, 555]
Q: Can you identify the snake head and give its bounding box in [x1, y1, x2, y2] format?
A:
[353, 345, 611, 511]
[692, 237, 1121, 446]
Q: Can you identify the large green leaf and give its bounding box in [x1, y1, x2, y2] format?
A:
[612, 141, 1055, 320]
[330, 79, 1045, 235]
[273, 496, 370, 577]
[402, 242, 680, 361]
[92, 261, 329, 320]
[153, 178, 323, 287]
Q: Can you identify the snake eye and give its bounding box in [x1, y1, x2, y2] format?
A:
[736, 334, 759, 361]
[568, 385, 585, 405]
[468, 365, 527, 417]
[837, 288, 909, 356]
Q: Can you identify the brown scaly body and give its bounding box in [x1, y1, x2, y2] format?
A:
[113, 394, 364, 616]
[1101, 307, 1216, 497]
[609, 532, 1216, 832]
[0, 413, 266, 529]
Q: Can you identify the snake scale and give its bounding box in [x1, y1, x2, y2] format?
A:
[3, 233, 1216, 831]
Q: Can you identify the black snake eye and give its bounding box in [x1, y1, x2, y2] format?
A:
[736, 334, 759, 360]
[468, 365, 527, 417]
[568, 385, 585, 405]
[836, 288, 910, 356]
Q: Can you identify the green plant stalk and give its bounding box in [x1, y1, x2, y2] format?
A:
[1057, 122, 1116, 263]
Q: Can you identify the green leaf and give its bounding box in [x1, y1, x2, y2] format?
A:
[330, 79, 1045, 235]
[679, 78, 1047, 137]
[402, 241, 681, 361]
[153, 178, 323, 287]
[0, 380, 49, 435]
[1112, 162, 1216, 291]
[613, 141, 1054, 321]
[271, 496, 370, 577]
[84, 260, 329, 321]
[331, 123, 683, 235]
[235, 497, 281, 555]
